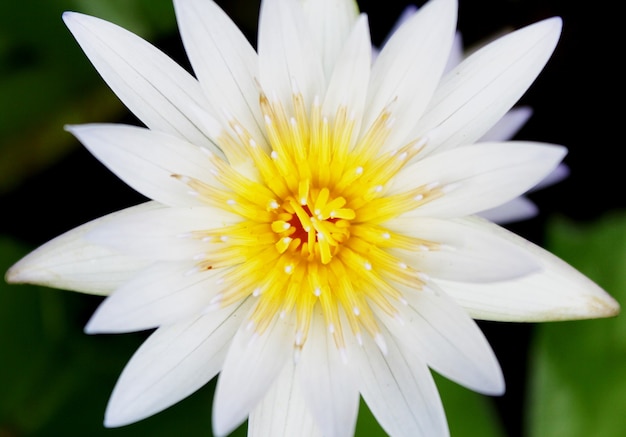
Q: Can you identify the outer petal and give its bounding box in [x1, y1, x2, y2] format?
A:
[321, 14, 371, 144]
[104, 300, 251, 427]
[258, 0, 325, 109]
[248, 362, 322, 437]
[362, 0, 457, 152]
[86, 206, 239, 261]
[212, 313, 294, 436]
[378, 286, 504, 395]
[411, 17, 562, 156]
[4, 202, 158, 295]
[67, 124, 219, 208]
[478, 106, 533, 142]
[391, 142, 566, 218]
[85, 262, 224, 334]
[348, 327, 449, 437]
[62, 12, 221, 155]
[297, 310, 360, 437]
[301, 0, 359, 78]
[386, 216, 541, 282]
[173, 0, 266, 147]
[478, 196, 539, 224]
[437, 216, 620, 321]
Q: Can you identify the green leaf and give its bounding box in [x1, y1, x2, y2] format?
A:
[526, 213, 626, 437]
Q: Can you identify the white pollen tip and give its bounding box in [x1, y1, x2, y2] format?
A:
[355, 166, 364, 175]
[280, 310, 287, 319]
[375, 185, 383, 193]
[313, 287, 322, 296]
[193, 253, 206, 261]
[264, 114, 272, 124]
[399, 297, 408, 306]
[271, 151, 278, 160]
[226, 199, 236, 205]
[353, 306, 360, 316]
[252, 287, 262, 297]
[187, 190, 200, 197]
[284, 264, 294, 274]
[338, 347, 348, 364]
[398, 262, 408, 269]
[374, 333, 388, 355]
[395, 313, 406, 326]
[414, 194, 424, 202]
[283, 223, 291, 230]
[300, 198, 307, 205]
[426, 181, 441, 191]
[269, 200, 280, 209]
[295, 330, 304, 346]
[382, 232, 390, 240]
[356, 332, 363, 346]
[249, 138, 258, 147]
[398, 152, 408, 161]
[220, 236, 229, 242]
[328, 323, 335, 334]
[417, 272, 430, 282]
[442, 182, 459, 194]
[209, 293, 223, 305]
[419, 244, 430, 252]
[364, 262, 372, 271]
[184, 266, 201, 276]
[290, 117, 297, 126]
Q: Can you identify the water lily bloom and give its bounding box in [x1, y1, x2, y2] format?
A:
[6, 0, 620, 436]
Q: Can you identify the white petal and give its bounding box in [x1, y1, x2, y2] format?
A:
[297, 310, 359, 437]
[85, 262, 224, 334]
[412, 17, 562, 156]
[173, 0, 266, 146]
[348, 328, 448, 437]
[478, 196, 539, 224]
[362, 0, 457, 152]
[5, 202, 158, 295]
[301, 0, 359, 78]
[104, 301, 250, 427]
[386, 216, 541, 282]
[62, 12, 221, 154]
[322, 15, 371, 142]
[86, 206, 238, 261]
[478, 106, 533, 142]
[437, 216, 620, 321]
[378, 286, 504, 395]
[393, 142, 566, 218]
[258, 0, 325, 109]
[249, 362, 322, 437]
[67, 124, 219, 208]
[212, 313, 293, 436]
[531, 163, 569, 192]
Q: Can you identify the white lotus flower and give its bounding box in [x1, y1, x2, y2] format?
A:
[6, 0, 619, 436]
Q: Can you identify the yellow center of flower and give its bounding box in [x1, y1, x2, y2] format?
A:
[178, 91, 442, 353]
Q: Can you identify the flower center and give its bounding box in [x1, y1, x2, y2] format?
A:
[177, 90, 439, 353]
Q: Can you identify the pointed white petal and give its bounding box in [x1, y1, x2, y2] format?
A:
[322, 15, 371, 142]
[85, 262, 225, 334]
[249, 362, 322, 437]
[86, 206, 238, 261]
[348, 328, 449, 437]
[5, 202, 159, 295]
[173, 0, 266, 145]
[438, 216, 620, 321]
[478, 196, 538, 224]
[379, 286, 504, 395]
[363, 0, 457, 152]
[104, 301, 251, 427]
[412, 17, 562, 155]
[67, 124, 219, 208]
[212, 313, 293, 436]
[478, 106, 533, 142]
[531, 163, 569, 191]
[393, 142, 566, 218]
[258, 0, 325, 109]
[62, 12, 221, 154]
[301, 0, 359, 78]
[386, 216, 541, 282]
[297, 310, 359, 437]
